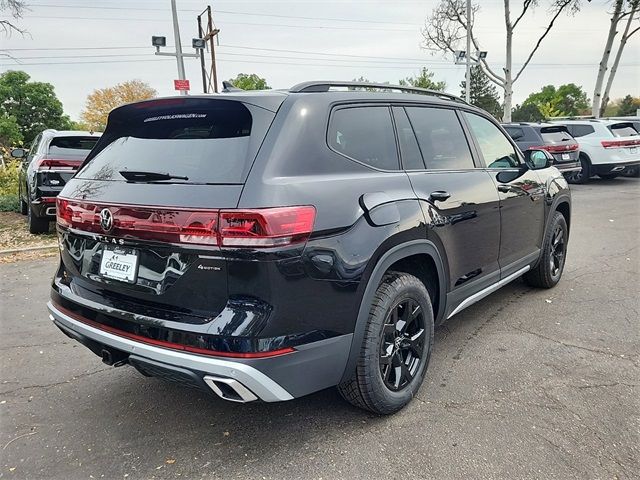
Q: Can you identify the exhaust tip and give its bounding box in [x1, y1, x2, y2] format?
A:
[45, 207, 57, 216]
[203, 375, 258, 403]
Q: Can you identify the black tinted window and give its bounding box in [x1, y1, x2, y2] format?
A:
[393, 107, 424, 170]
[405, 107, 474, 170]
[464, 112, 520, 169]
[78, 101, 271, 184]
[540, 127, 573, 143]
[49, 136, 99, 156]
[504, 126, 525, 140]
[609, 123, 638, 137]
[328, 106, 398, 170]
[569, 124, 595, 137]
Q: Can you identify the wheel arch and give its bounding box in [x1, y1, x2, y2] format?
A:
[339, 240, 447, 384]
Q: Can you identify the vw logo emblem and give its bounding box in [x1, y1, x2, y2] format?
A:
[99, 208, 114, 233]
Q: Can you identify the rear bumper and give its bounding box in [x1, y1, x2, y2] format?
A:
[555, 161, 581, 173]
[591, 159, 640, 175]
[47, 301, 352, 402]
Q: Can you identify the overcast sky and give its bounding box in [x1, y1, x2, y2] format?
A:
[1, 0, 639, 120]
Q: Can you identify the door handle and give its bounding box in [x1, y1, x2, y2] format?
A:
[497, 184, 511, 193]
[429, 191, 451, 202]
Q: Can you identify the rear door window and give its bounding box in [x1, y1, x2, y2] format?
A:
[539, 127, 574, 143]
[77, 100, 273, 184]
[568, 124, 595, 137]
[48, 136, 99, 156]
[504, 126, 525, 141]
[608, 123, 639, 137]
[405, 107, 475, 170]
[328, 106, 399, 170]
[392, 107, 425, 170]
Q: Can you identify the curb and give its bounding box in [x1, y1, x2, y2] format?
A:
[0, 244, 58, 255]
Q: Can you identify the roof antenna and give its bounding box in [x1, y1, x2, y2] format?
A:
[222, 81, 242, 93]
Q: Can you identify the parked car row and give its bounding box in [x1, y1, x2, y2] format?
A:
[502, 118, 640, 184]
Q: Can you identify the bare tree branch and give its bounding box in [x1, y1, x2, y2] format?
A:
[513, 0, 537, 29]
[514, 1, 576, 82]
[0, 0, 28, 36]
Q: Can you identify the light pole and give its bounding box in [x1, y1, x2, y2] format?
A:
[465, 0, 471, 104]
[152, 0, 204, 95]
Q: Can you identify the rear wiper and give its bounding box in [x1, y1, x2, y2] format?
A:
[119, 170, 189, 182]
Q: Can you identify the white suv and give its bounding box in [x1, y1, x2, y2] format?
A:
[551, 119, 640, 183]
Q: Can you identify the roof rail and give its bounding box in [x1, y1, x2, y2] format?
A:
[289, 81, 467, 104]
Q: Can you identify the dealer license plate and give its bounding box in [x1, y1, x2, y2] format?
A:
[561, 154, 570, 160]
[99, 246, 139, 283]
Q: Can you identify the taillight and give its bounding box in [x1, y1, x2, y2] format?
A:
[36, 158, 82, 170]
[601, 138, 640, 148]
[56, 199, 316, 248]
[530, 144, 579, 153]
[219, 206, 316, 247]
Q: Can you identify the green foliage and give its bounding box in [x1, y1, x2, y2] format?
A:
[399, 68, 446, 91]
[460, 66, 502, 119]
[538, 102, 564, 119]
[512, 103, 544, 122]
[0, 160, 20, 212]
[227, 73, 270, 91]
[522, 83, 589, 117]
[617, 95, 640, 117]
[0, 70, 72, 145]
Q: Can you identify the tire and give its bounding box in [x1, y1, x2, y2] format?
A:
[598, 173, 619, 180]
[27, 202, 50, 234]
[524, 211, 568, 289]
[338, 272, 434, 415]
[565, 155, 590, 184]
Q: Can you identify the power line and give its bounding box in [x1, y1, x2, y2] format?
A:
[26, 3, 419, 26]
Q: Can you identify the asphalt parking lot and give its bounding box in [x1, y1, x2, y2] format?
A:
[1, 178, 638, 480]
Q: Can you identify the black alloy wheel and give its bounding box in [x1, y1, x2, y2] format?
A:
[379, 299, 426, 392]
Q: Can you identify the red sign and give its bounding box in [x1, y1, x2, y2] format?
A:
[174, 79, 190, 91]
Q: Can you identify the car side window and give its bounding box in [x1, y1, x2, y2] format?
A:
[392, 107, 425, 170]
[328, 106, 399, 170]
[28, 134, 42, 158]
[463, 113, 520, 169]
[570, 124, 595, 137]
[404, 107, 475, 170]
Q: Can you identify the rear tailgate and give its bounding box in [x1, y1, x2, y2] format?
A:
[604, 123, 640, 161]
[55, 97, 278, 322]
[539, 126, 579, 164]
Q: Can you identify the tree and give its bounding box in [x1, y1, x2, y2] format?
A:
[617, 94, 640, 116]
[511, 104, 544, 122]
[227, 73, 270, 91]
[593, 0, 640, 116]
[399, 68, 446, 91]
[523, 84, 589, 117]
[0, 114, 22, 167]
[460, 66, 501, 119]
[1, 0, 26, 36]
[80, 80, 157, 132]
[0, 70, 72, 144]
[422, 0, 585, 122]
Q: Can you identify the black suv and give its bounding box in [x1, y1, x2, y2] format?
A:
[48, 82, 571, 414]
[11, 130, 101, 233]
[502, 122, 581, 177]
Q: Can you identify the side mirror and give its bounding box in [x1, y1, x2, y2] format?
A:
[10, 148, 26, 159]
[524, 149, 553, 170]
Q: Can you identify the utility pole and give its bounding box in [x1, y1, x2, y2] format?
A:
[465, 0, 471, 103]
[197, 6, 220, 93]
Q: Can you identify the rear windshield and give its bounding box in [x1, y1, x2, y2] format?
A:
[48, 136, 99, 156]
[539, 127, 573, 143]
[608, 123, 639, 137]
[77, 100, 273, 184]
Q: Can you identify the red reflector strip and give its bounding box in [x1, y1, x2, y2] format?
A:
[601, 139, 640, 148]
[53, 302, 295, 359]
[530, 144, 579, 153]
[40, 197, 57, 204]
[37, 158, 83, 169]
